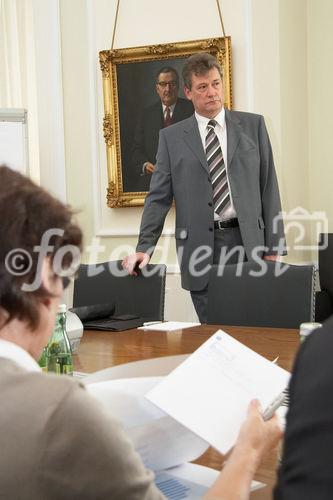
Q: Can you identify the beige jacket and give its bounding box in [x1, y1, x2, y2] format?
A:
[0, 358, 164, 499]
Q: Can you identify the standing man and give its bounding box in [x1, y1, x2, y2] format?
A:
[132, 66, 193, 190]
[123, 53, 285, 322]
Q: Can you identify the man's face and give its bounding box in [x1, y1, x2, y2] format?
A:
[184, 67, 224, 118]
[156, 71, 179, 106]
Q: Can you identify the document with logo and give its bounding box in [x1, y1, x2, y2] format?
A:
[146, 330, 290, 454]
[87, 375, 265, 497]
[87, 377, 208, 472]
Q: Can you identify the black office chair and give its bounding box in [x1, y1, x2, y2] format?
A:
[207, 261, 316, 328]
[73, 261, 166, 321]
[315, 233, 333, 322]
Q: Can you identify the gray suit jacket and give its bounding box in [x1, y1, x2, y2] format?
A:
[137, 110, 286, 291]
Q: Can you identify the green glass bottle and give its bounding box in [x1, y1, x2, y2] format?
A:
[46, 304, 73, 376]
[38, 347, 48, 372]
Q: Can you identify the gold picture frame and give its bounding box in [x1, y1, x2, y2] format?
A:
[100, 36, 232, 208]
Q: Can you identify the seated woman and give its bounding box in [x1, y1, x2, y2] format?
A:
[0, 165, 281, 499]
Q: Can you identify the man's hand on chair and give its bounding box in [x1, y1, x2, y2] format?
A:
[122, 253, 150, 276]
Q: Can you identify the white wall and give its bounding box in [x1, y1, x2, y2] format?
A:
[308, 0, 333, 232]
[279, 0, 310, 262]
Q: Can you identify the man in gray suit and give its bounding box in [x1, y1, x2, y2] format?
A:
[123, 53, 286, 322]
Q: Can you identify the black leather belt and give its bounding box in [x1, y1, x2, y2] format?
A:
[214, 218, 239, 230]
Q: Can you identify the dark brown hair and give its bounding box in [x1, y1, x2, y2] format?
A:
[0, 165, 82, 330]
[182, 53, 223, 89]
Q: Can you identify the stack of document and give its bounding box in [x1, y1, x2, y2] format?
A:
[87, 329, 289, 497]
[147, 330, 290, 453]
[87, 377, 208, 472]
[87, 375, 265, 498]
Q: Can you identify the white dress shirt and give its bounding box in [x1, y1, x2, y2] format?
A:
[143, 103, 177, 173]
[0, 338, 41, 372]
[195, 108, 237, 221]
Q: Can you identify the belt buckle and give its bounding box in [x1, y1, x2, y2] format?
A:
[216, 220, 224, 230]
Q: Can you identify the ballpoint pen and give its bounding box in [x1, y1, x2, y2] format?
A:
[262, 391, 287, 421]
[142, 321, 163, 326]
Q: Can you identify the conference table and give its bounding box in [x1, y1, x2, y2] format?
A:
[74, 324, 300, 499]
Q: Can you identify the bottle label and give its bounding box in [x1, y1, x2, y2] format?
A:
[62, 364, 73, 376]
[44, 310, 73, 376]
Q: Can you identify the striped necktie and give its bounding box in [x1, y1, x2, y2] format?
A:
[164, 106, 172, 127]
[205, 119, 230, 217]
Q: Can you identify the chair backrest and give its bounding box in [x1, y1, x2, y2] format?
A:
[316, 234, 333, 321]
[318, 233, 333, 298]
[207, 261, 316, 328]
[73, 261, 166, 321]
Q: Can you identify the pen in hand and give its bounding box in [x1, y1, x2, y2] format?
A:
[262, 391, 287, 421]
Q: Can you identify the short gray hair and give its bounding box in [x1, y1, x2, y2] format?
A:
[182, 53, 222, 89]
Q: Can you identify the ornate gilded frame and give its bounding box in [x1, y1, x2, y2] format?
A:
[100, 36, 232, 208]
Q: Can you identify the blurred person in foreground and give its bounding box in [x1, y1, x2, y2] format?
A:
[0, 165, 281, 499]
[274, 317, 333, 499]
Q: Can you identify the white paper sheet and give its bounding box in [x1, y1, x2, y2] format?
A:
[87, 377, 208, 471]
[138, 321, 200, 331]
[146, 330, 290, 454]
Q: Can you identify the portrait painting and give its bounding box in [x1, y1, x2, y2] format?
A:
[100, 37, 232, 208]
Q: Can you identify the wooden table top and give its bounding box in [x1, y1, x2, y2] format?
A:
[74, 324, 300, 499]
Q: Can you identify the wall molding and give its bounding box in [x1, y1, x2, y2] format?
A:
[32, 0, 67, 200]
[86, 0, 103, 236]
[245, 0, 254, 111]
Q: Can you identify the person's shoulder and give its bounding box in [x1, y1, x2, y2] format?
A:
[27, 373, 107, 431]
[161, 115, 194, 136]
[0, 363, 87, 424]
[28, 370, 85, 402]
[293, 315, 333, 384]
[227, 109, 263, 122]
[303, 315, 333, 355]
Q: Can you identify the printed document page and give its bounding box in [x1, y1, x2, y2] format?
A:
[146, 330, 290, 454]
[87, 377, 208, 471]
